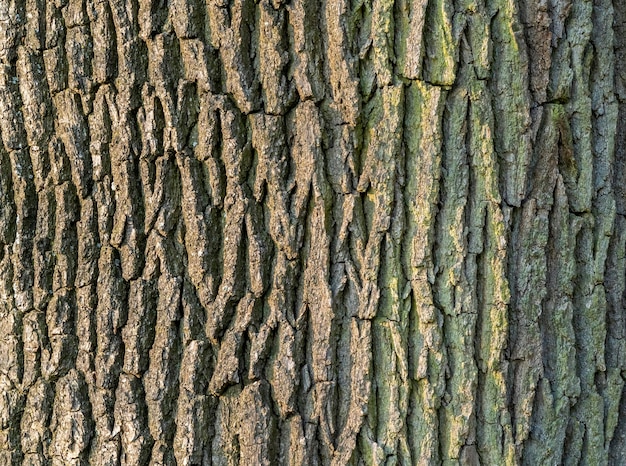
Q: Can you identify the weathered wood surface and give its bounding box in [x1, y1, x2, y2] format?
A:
[0, 0, 624, 464]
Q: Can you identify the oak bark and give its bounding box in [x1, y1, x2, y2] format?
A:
[0, 0, 624, 464]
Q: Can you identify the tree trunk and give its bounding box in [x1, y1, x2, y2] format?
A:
[0, 0, 624, 464]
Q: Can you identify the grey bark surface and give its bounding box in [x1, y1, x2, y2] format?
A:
[0, 0, 624, 464]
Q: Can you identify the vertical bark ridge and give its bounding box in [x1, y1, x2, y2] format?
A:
[402, 80, 446, 465]
[608, 0, 626, 462]
[0, 0, 623, 464]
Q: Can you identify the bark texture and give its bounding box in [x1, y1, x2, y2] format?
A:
[0, 0, 624, 464]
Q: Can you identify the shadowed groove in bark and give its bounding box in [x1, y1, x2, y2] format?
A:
[0, 0, 624, 464]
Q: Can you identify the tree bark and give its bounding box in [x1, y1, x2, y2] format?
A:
[0, 0, 624, 464]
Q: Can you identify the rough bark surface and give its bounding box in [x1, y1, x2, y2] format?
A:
[0, 0, 623, 464]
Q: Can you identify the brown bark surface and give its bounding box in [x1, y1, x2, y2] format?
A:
[0, 0, 624, 464]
